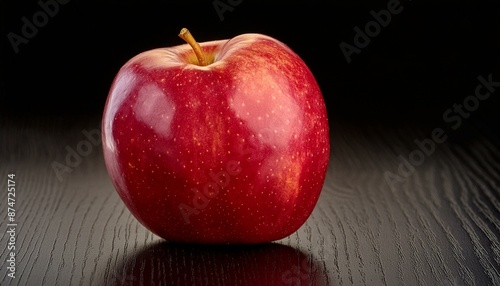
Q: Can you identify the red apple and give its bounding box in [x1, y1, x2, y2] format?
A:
[102, 28, 330, 244]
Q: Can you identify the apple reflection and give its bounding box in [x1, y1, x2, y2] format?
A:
[107, 242, 328, 286]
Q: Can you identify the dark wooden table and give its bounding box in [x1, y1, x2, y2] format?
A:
[1, 114, 499, 285]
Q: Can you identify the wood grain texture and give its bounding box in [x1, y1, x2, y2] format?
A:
[0, 115, 499, 285]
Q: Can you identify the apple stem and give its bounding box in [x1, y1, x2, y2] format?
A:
[178, 28, 207, 66]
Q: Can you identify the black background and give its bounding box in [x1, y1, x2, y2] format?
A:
[1, 0, 499, 141]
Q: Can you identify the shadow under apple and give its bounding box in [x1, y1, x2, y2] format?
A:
[104, 241, 329, 286]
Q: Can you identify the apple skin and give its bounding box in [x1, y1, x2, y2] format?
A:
[102, 33, 330, 244]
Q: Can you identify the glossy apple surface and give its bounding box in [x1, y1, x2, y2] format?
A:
[102, 32, 330, 243]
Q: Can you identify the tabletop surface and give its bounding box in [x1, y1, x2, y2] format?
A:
[1, 114, 499, 286]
